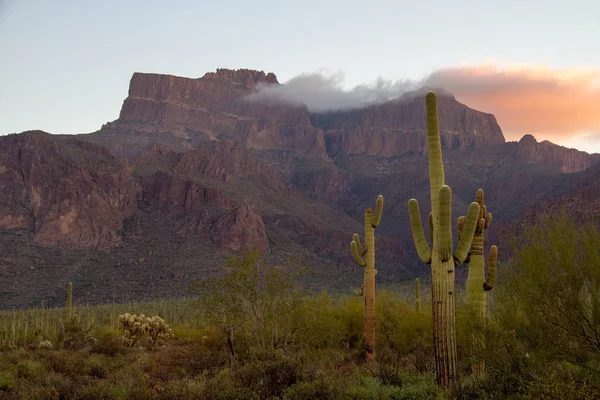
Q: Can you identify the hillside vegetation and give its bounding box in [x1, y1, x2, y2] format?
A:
[0, 211, 599, 399]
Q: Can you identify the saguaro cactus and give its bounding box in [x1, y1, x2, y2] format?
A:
[464, 189, 498, 375]
[40, 299, 45, 338]
[67, 282, 73, 321]
[351, 194, 384, 360]
[408, 91, 480, 388]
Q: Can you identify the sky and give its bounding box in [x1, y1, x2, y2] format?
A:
[1, 0, 599, 153]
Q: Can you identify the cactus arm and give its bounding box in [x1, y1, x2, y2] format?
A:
[353, 285, 364, 296]
[353, 233, 365, 255]
[408, 199, 432, 264]
[457, 216, 465, 241]
[437, 185, 453, 262]
[453, 202, 480, 265]
[351, 239, 366, 267]
[372, 195, 384, 227]
[485, 212, 492, 229]
[456, 216, 471, 264]
[483, 245, 498, 291]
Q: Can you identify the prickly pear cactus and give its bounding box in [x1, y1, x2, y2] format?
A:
[464, 188, 498, 375]
[350, 194, 383, 360]
[407, 92, 480, 388]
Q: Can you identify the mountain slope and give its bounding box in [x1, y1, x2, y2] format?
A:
[1, 68, 598, 309]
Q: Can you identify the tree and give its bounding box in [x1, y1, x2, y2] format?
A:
[192, 250, 306, 361]
[501, 210, 600, 358]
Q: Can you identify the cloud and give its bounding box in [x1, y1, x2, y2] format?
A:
[423, 62, 600, 141]
[246, 69, 419, 112]
[246, 62, 600, 146]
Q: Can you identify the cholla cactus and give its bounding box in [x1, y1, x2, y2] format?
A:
[119, 313, 174, 347]
[146, 316, 174, 345]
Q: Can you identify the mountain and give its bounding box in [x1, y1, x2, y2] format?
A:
[1, 68, 598, 309]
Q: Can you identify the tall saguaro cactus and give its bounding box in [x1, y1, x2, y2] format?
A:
[464, 189, 498, 375]
[350, 194, 384, 360]
[408, 92, 480, 388]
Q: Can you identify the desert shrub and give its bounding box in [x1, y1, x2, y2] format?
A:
[46, 371, 75, 399]
[82, 353, 112, 378]
[527, 360, 600, 400]
[63, 316, 96, 350]
[156, 377, 206, 400]
[345, 375, 406, 399]
[234, 351, 303, 398]
[144, 345, 194, 381]
[16, 358, 46, 382]
[0, 366, 16, 392]
[296, 292, 364, 351]
[282, 376, 347, 400]
[375, 291, 434, 375]
[192, 250, 307, 360]
[91, 336, 129, 356]
[72, 380, 128, 400]
[44, 350, 87, 378]
[500, 211, 600, 358]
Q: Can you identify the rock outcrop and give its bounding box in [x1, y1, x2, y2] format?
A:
[114, 70, 329, 159]
[0, 131, 136, 249]
[141, 171, 231, 213]
[212, 200, 269, 254]
[513, 134, 600, 173]
[317, 89, 506, 157]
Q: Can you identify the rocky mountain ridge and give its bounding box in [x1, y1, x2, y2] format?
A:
[1, 68, 598, 309]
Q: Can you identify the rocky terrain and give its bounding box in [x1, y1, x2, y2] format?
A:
[1, 68, 598, 309]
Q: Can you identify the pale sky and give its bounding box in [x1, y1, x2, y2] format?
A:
[1, 0, 599, 153]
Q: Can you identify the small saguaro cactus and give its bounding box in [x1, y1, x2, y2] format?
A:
[350, 194, 384, 360]
[40, 299, 45, 337]
[67, 282, 73, 321]
[57, 323, 65, 349]
[463, 188, 498, 375]
[415, 278, 421, 311]
[407, 91, 480, 388]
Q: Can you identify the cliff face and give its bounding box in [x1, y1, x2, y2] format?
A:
[0, 132, 137, 249]
[513, 134, 600, 173]
[105, 70, 595, 176]
[115, 70, 328, 159]
[316, 89, 506, 157]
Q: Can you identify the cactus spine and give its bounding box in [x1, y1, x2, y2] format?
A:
[415, 278, 421, 311]
[408, 92, 480, 388]
[67, 282, 73, 321]
[350, 194, 383, 360]
[464, 189, 498, 375]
